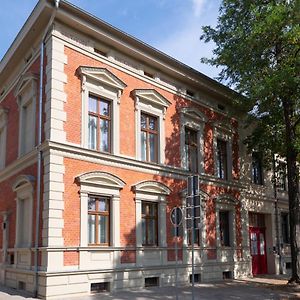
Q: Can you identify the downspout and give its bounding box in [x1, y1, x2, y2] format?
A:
[34, 0, 60, 297]
[272, 154, 283, 274]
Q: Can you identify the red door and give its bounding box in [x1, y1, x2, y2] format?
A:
[249, 227, 267, 275]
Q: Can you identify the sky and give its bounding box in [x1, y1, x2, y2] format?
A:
[0, 0, 222, 79]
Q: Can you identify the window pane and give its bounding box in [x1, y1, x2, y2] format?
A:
[148, 219, 157, 245]
[217, 139, 227, 179]
[88, 198, 96, 211]
[142, 218, 146, 245]
[98, 198, 108, 212]
[99, 215, 108, 244]
[100, 100, 110, 117]
[149, 133, 156, 162]
[219, 211, 230, 246]
[88, 115, 97, 149]
[141, 114, 147, 129]
[149, 117, 156, 130]
[250, 232, 258, 255]
[89, 96, 98, 113]
[100, 119, 109, 152]
[141, 132, 147, 161]
[88, 215, 96, 244]
[259, 233, 265, 255]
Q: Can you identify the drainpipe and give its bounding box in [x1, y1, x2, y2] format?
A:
[272, 154, 283, 274]
[34, 0, 60, 297]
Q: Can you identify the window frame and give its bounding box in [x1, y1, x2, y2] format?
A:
[88, 94, 112, 153]
[133, 89, 170, 165]
[77, 67, 127, 156]
[0, 108, 8, 170]
[281, 212, 290, 244]
[141, 201, 158, 246]
[216, 139, 228, 180]
[180, 108, 206, 174]
[88, 196, 111, 246]
[219, 210, 230, 247]
[140, 112, 158, 163]
[185, 127, 199, 173]
[277, 162, 287, 191]
[213, 123, 233, 181]
[15, 74, 37, 157]
[252, 152, 264, 185]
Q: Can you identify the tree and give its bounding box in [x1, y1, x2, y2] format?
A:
[200, 0, 300, 282]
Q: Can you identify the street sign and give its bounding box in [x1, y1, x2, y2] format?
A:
[170, 207, 183, 227]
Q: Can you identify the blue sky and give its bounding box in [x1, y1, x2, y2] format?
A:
[0, 0, 221, 79]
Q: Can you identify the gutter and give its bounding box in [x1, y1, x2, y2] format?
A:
[34, 0, 60, 297]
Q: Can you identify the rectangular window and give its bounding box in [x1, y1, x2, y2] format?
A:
[18, 198, 30, 247]
[277, 163, 287, 191]
[252, 152, 263, 185]
[21, 100, 34, 155]
[219, 211, 230, 247]
[141, 113, 158, 163]
[185, 127, 198, 173]
[281, 213, 290, 244]
[216, 139, 228, 180]
[88, 196, 110, 245]
[88, 95, 111, 153]
[188, 227, 200, 246]
[142, 202, 158, 246]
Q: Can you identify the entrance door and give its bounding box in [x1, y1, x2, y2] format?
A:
[249, 227, 267, 275]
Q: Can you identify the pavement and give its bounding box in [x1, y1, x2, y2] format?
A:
[0, 275, 299, 300]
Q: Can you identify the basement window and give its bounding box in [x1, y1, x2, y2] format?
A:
[286, 262, 291, 270]
[145, 277, 159, 287]
[91, 282, 110, 293]
[189, 273, 200, 283]
[223, 271, 232, 279]
[18, 281, 26, 290]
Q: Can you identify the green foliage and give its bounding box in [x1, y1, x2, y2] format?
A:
[201, 0, 300, 159]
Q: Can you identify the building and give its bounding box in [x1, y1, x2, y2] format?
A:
[0, 0, 291, 298]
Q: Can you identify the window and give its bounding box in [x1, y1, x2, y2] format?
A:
[88, 95, 111, 152]
[77, 67, 127, 155]
[88, 196, 110, 245]
[133, 89, 170, 164]
[76, 171, 125, 248]
[12, 175, 34, 248]
[219, 211, 230, 246]
[0, 108, 8, 170]
[142, 202, 158, 246]
[15, 74, 37, 156]
[141, 113, 158, 163]
[252, 152, 263, 185]
[281, 213, 290, 244]
[133, 181, 170, 249]
[216, 139, 228, 180]
[188, 227, 200, 246]
[185, 127, 198, 173]
[277, 163, 287, 191]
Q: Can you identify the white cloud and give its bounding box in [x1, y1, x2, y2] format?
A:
[192, 0, 206, 17]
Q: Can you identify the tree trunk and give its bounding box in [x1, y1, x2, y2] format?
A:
[283, 99, 300, 284]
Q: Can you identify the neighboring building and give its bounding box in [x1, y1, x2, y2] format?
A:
[0, 0, 291, 298]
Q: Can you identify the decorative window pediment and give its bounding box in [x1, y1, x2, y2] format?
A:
[132, 180, 171, 196]
[77, 66, 127, 94]
[76, 171, 125, 189]
[14, 73, 38, 106]
[215, 194, 238, 206]
[133, 89, 171, 111]
[181, 107, 207, 123]
[12, 175, 35, 192]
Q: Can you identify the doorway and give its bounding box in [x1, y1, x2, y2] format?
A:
[249, 213, 268, 275]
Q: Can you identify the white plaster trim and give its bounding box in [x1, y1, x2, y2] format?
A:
[132, 180, 171, 196]
[180, 108, 206, 173]
[77, 67, 126, 155]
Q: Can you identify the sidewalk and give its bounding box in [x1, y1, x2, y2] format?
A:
[0, 276, 299, 300]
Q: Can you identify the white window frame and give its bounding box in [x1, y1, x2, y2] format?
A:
[213, 122, 233, 180]
[180, 108, 207, 173]
[132, 180, 171, 248]
[77, 67, 127, 155]
[76, 171, 125, 247]
[12, 175, 35, 248]
[133, 89, 171, 164]
[215, 195, 237, 259]
[0, 108, 8, 170]
[15, 74, 38, 157]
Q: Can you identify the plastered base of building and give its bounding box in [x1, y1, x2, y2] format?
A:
[0, 260, 251, 299]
